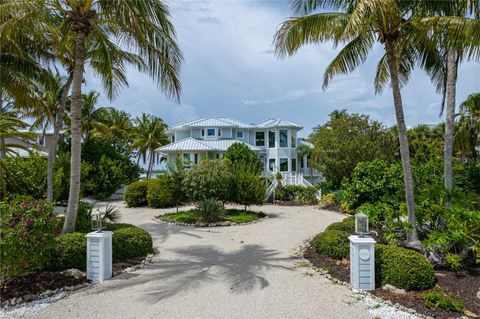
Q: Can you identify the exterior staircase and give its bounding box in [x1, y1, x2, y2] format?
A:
[264, 171, 321, 202]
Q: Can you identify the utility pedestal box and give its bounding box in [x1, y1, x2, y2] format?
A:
[86, 231, 112, 282]
[349, 235, 376, 291]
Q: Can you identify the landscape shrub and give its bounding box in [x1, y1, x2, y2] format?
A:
[1, 153, 48, 199]
[112, 227, 153, 262]
[276, 185, 319, 204]
[184, 159, 234, 202]
[375, 244, 435, 291]
[233, 168, 266, 210]
[318, 193, 336, 208]
[312, 230, 350, 260]
[73, 201, 120, 233]
[224, 142, 263, 174]
[0, 198, 60, 278]
[48, 233, 87, 270]
[196, 198, 226, 223]
[86, 155, 125, 200]
[124, 181, 148, 207]
[147, 175, 175, 208]
[422, 291, 463, 312]
[325, 217, 355, 233]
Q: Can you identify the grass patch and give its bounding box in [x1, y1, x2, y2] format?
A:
[158, 209, 265, 224]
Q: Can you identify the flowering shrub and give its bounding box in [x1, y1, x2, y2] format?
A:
[0, 198, 60, 279]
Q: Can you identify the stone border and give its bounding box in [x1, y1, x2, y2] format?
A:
[155, 214, 268, 227]
[1, 254, 155, 310]
[291, 239, 448, 319]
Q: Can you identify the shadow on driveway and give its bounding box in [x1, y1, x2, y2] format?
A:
[100, 244, 292, 303]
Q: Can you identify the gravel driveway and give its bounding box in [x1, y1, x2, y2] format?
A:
[21, 203, 374, 319]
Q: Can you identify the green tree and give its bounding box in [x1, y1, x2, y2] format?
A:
[132, 113, 169, 179]
[274, 0, 434, 246]
[224, 142, 263, 174]
[233, 166, 266, 211]
[308, 111, 395, 188]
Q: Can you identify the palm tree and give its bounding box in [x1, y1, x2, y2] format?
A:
[460, 92, 480, 119]
[132, 113, 169, 179]
[274, 0, 426, 246]
[92, 108, 133, 143]
[456, 93, 480, 161]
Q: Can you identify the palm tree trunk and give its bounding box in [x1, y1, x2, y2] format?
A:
[0, 92, 5, 160]
[47, 73, 73, 203]
[385, 39, 421, 247]
[475, 0, 479, 20]
[63, 19, 90, 233]
[147, 150, 154, 179]
[444, 49, 457, 208]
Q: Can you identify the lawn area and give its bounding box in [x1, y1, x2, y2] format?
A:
[158, 209, 266, 224]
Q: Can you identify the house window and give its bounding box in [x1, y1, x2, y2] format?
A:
[291, 134, 296, 148]
[255, 132, 265, 146]
[36, 135, 45, 146]
[218, 129, 222, 137]
[269, 159, 276, 171]
[172, 135, 175, 143]
[194, 153, 198, 164]
[300, 158, 305, 169]
[201, 129, 205, 137]
[280, 158, 288, 172]
[236, 130, 244, 138]
[279, 130, 288, 148]
[291, 158, 297, 172]
[216, 153, 221, 159]
[268, 130, 275, 148]
[207, 128, 215, 136]
[183, 153, 191, 163]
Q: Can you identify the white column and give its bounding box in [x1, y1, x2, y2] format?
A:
[86, 231, 112, 282]
[349, 235, 376, 291]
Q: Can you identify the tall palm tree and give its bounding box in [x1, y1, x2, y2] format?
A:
[274, 0, 426, 246]
[132, 113, 169, 179]
[92, 108, 133, 143]
[460, 92, 480, 119]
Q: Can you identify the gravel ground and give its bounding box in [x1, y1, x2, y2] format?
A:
[6, 202, 377, 319]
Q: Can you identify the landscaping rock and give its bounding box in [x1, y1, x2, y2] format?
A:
[477, 290, 480, 300]
[464, 310, 479, 318]
[220, 221, 231, 226]
[382, 284, 406, 294]
[60, 269, 85, 280]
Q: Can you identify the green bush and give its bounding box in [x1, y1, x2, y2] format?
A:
[325, 217, 355, 233]
[318, 193, 336, 208]
[276, 185, 319, 204]
[224, 142, 263, 174]
[375, 244, 435, 291]
[312, 230, 350, 260]
[48, 233, 87, 270]
[147, 175, 175, 208]
[124, 181, 148, 207]
[196, 198, 226, 223]
[0, 198, 60, 278]
[184, 159, 234, 201]
[233, 168, 265, 210]
[112, 227, 153, 262]
[422, 291, 463, 312]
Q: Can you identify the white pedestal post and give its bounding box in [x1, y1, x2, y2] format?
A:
[86, 231, 112, 282]
[349, 235, 376, 291]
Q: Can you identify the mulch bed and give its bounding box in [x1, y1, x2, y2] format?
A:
[304, 245, 480, 319]
[1, 256, 147, 305]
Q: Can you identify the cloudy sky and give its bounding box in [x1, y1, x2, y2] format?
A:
[85, 0, 480, 138]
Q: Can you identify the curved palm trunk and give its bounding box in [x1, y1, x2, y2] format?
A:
[0, 92, 5, 160]
[63, 22, 89, 233]
[147, 149, 154, 179]
[444, 49, 457, 208]
[47, 74, 73, 202]
[385, 39, 421, 247]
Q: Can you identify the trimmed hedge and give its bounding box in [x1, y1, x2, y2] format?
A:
[112, 227, 153, 261]
[124, 181, 147, 207]
[147, 176, 175, 208]
[312, 230, 350, 260]
[375, 244, 435, 291]
[49, 233, 87, 270]
[325, 217, 355, 233]
[48, 224, 153, 270]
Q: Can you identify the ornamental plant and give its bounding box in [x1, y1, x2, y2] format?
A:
[0, 198, 60, 279]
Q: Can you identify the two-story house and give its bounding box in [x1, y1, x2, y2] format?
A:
[156, 117, 322, 185]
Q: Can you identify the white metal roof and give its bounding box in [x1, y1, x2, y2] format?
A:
[255, 118, 303, 129]
[169, 117, 255, 130]
[156, 138, 262, 153]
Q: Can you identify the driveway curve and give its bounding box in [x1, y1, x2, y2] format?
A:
[25, 203, 373, 319]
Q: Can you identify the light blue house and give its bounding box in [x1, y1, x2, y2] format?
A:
[156, 117, 322, 185]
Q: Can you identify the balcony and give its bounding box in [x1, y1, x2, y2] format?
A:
[300, 167, 321, 177]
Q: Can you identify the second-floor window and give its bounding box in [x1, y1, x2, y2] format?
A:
[280, 129, 288, 147]
[207, 128, 215, 137]
[236, 130, 244, 138]
[218, 129, 221, 137]
[268, 130, 275, 148]
[255, 132, 265, 146]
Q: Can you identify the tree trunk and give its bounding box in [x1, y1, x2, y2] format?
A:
[444, 49, 457, 209]
[147, 150, 154, 179]
[47, 74, 73, 203]
[63, 20, 89, 233]
[0, 92, 5, 160]
[475, 0, 479, 20]
[385, 39, 421, 247]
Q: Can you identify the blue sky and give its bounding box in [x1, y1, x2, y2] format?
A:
[85, 0, 480, 138]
